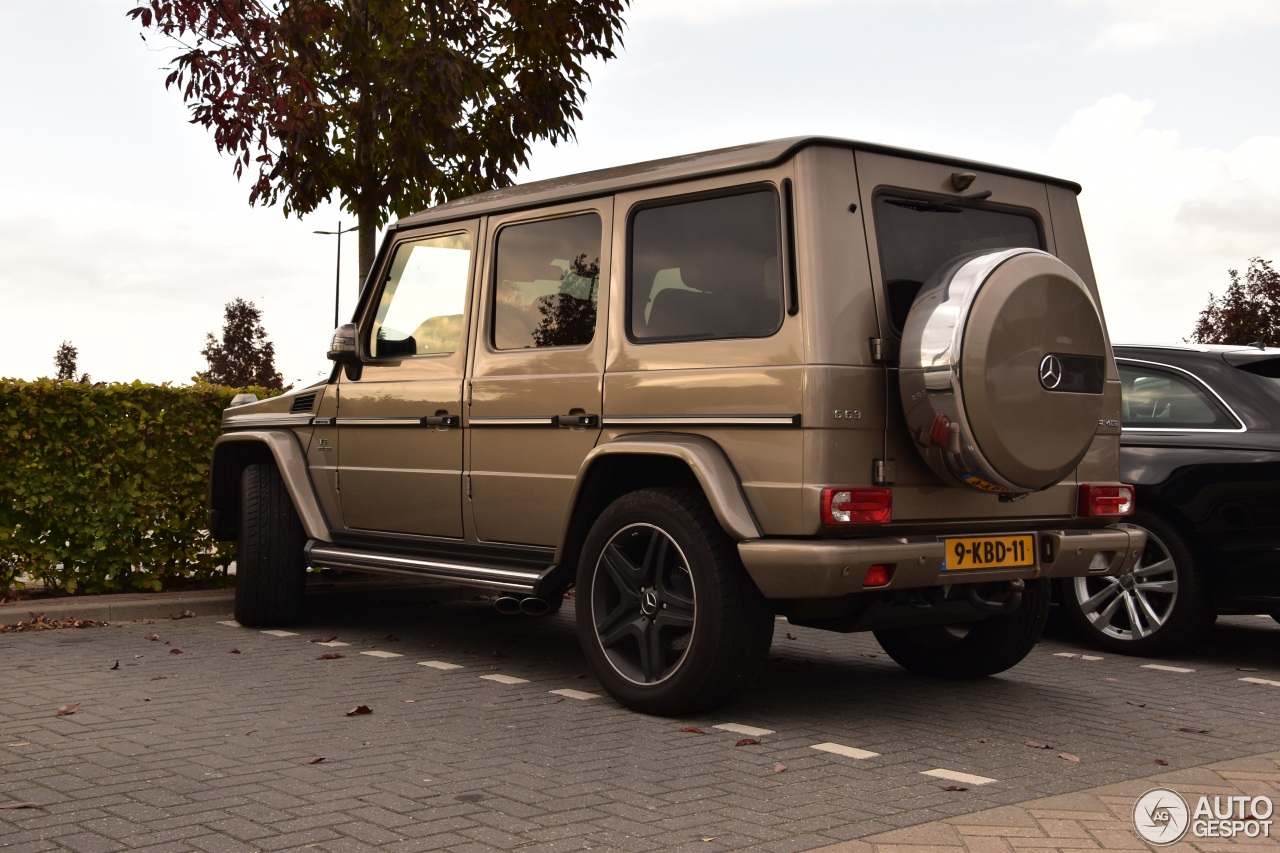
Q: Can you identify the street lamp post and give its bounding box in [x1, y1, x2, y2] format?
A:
[313, 222, 359, 327]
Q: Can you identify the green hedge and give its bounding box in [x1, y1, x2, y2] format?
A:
[0, 380, 273, 596]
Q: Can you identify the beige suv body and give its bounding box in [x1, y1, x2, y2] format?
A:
[210, 137, 1143, 714]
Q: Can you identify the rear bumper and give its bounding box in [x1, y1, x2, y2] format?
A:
[739, 526, 1144, 599]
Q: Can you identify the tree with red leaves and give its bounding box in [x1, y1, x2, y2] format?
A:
[1191, 258, 1280, 346]
[129, 0, 629, 286]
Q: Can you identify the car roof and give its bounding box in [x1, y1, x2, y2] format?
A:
[1116, 342, 1280, 368]
[393, 136, 1082, 230]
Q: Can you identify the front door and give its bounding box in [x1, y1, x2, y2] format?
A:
[467, 202, 612, 546]
[336, 223, 478, 538]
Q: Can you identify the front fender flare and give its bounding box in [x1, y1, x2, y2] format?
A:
[210, 431, 332, 542]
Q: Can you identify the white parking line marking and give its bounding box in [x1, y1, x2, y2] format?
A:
[811, 742, 879, 760]
[481, 674, 529, 685]
[550, 689, 600, 700]
[260, 630, 299, 637]
[418, 661, 463, 671]
[1240, 677, 1280, 688]
[217, 620, 240, 627]
[712, 723, 775, 737]
[1141, 664, 1195, 673]
[316, 641, 349, 647]
[1054, 652, 1103, 661]
[360, 650, 404, 659]
[922, 768, 997, 785]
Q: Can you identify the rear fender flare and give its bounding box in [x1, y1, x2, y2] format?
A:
[556, 434, 762, 565]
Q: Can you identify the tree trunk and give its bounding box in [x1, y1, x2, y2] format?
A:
[357, 199, 377, 291]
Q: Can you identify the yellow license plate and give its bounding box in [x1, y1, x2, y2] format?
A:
[943, 535, 1035, 570]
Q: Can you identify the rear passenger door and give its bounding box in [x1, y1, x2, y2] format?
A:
[466, 201, 612, 546]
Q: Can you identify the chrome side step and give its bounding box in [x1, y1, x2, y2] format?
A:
[305, 542, 546, 594]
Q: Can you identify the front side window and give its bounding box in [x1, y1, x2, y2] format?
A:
[874, 195, 1042, 333]
[492, 214, 602, 350]
[1119, 363, 1239, 429]
[370, 232, 472, 358]
[629, 189, 783, 343]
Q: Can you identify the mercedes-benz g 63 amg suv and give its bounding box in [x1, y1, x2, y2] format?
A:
[209, 137, 1142, 715]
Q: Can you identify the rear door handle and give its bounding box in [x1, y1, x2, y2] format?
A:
[423, 415, 460, 427]
[556, 414, 599, 428]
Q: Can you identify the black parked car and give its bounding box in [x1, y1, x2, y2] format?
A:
[1059, 343, 1280, 654]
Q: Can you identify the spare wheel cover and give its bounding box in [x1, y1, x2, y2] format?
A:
[899, 248, 1107, 493]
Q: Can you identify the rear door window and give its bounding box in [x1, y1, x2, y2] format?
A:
[1119, 362, 1241, 430]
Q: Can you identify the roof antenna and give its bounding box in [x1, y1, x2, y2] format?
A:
[1250, 334, 1270, 350]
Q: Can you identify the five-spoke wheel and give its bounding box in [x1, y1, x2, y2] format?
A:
[576, 488, 773, 715]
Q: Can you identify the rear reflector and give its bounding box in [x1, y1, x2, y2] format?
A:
[863, 564, 893, 587]
[822, 488, 892, 524]
[1077, 484, 1135, 517]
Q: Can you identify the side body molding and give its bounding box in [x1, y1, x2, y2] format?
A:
[209, 431, 332, 543]
[559, 433, 762, 562]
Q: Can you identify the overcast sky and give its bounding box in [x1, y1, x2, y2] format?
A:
[2, 0, 1278, 386]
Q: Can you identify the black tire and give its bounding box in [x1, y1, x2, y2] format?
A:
[575, 488, 774, 716]
[235, 462, 307, 627]
[1059, 510, 1213, 656]
[873, 579, 1050, 678]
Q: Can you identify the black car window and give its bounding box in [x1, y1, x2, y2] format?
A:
[1119, 363, 1239, 429]
[492, 213, 602, 350]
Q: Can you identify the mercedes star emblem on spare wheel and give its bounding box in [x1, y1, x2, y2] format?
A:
[1039, 354, 1063, 390]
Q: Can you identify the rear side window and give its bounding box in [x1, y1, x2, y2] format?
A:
[629, 189, 783, 343]
[492, 213, 602, 350]
[874, 195, 1042, 333]
[1119, 363, 1240, 430]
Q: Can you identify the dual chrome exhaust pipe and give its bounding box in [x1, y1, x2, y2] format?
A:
[493, 596, 552, 617]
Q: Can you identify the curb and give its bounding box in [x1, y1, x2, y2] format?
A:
[0, 579, 471, 625]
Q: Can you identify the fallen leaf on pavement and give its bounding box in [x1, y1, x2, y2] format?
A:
[304, 756, 327, 764]
[1026, 741, 1052, 749]
[151, 676, 167, 681]
[146, 633, 159, 641]
[785, 633, 796, 640]
[346, 705, 373, 716]
[942, 785, 968, 792]
[773, 763, 787, 773]
[319, 652, 344, 660]
[978, 738, 989, 743]
[1177, 727, 1210, 734]
[55, 704, 79, 716]
[178, 610, 196, 619]
[110, 660, 119, 670]
[1126, 701, 1146, 707]
[735, 738, 760, 747]
[384, 634, 400, 642]
[7, 743, 30, 748]
[1155, 759, 1169, 766]
[228, 648, 240, 654]
[169, 648, 184, 655]
[1237, 667, 1259, 672]
[310, 635, 337, 644]
[679, 727, 704, 734]
[0, 802, 41, 809]
[1059, 752, 1080, 763]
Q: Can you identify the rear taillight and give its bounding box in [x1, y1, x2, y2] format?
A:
[821, 488, 892, 524]
[1077, 484, 1135, 517]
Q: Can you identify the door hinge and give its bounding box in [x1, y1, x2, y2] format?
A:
[870, 338, 898, 364]
[465, 474, 472, 499]
[873, 459, 896, 486]
[334, 470, 340, 492]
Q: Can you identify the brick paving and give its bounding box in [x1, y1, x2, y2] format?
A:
[2, 593, 1278, 851]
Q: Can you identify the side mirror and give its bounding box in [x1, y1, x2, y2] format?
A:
[327, 323, 359, 362]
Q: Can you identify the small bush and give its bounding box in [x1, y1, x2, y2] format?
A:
[0, 379, 274, 595]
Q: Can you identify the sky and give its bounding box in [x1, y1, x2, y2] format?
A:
[2, 0, 1279, 387]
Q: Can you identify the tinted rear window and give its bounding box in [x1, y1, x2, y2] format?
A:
[874, 195, 1042, 333]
